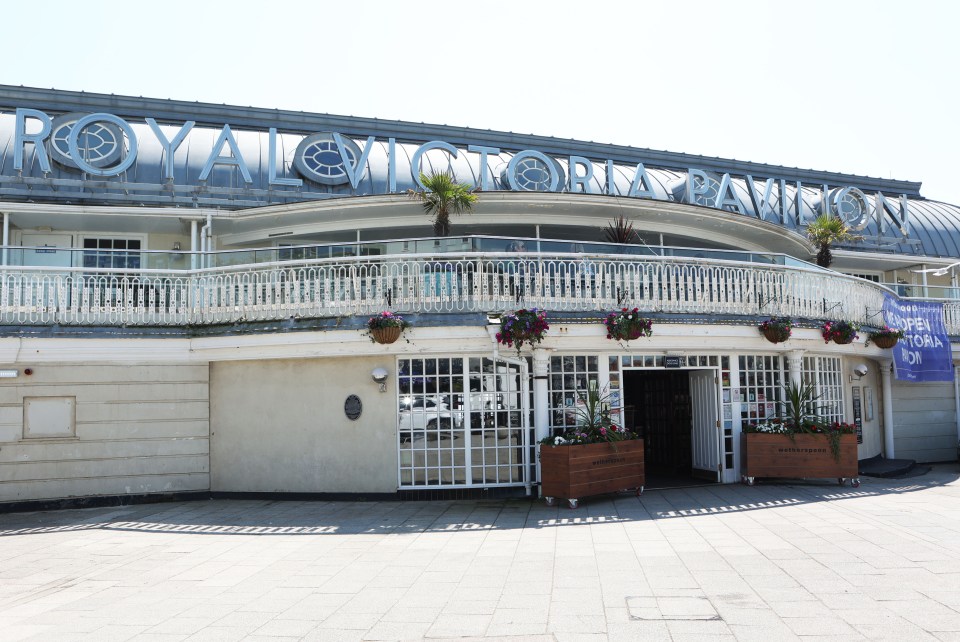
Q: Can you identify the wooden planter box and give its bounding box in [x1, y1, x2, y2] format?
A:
[741, 433, 859, 487]
[540, 439, 644, 508]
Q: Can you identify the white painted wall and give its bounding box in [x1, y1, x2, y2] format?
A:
[843, 357, 882, 459]
[0, 364, 209, 503]
[209, 357, 398, 493]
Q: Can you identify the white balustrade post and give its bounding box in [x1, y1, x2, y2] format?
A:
[879, 358, 896, 458]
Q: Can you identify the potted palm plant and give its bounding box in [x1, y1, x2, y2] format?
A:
[806, 214, 861, 268]
[741, 381, 859, 487]
[407, 171, 478, 237]
[540, 383, 644, 508]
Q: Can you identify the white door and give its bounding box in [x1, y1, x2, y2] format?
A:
[20, 233, 74, 268]
[470, 355, 531, 489]
[689, 370, 721, 481]
[396, 355, 531, 490]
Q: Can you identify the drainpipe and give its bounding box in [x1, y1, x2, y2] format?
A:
[879, 359, 895, 458]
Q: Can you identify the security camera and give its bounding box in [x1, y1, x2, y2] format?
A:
[854, 364, 868, 377]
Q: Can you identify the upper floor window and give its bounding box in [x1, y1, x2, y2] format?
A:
[82, 238, 141, 270]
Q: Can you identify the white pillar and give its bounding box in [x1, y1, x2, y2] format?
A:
[532, 348, 550, 443]
[787, 349, 805, 384]
[879, 359, 895, 458]
[1, 213, 8, 267]
[190, 220, 199, 270]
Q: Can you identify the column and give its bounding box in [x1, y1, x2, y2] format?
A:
[1, 212, 8, 266]
[879, 358, 895, 458]
[532, 348, 550, 443]
[787, 349, 805, 384]
[190, 220, 198, 270]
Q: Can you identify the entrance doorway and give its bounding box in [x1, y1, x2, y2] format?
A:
[622, 369, 720, 487]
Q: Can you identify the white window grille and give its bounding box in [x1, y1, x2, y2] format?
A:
[396, 356, 532, 489]
[802, 356, 845, 424]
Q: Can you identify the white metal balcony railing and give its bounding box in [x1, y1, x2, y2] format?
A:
[0, 253, 957, 337]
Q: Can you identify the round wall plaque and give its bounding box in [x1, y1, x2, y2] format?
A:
[344, 394, 362, 421]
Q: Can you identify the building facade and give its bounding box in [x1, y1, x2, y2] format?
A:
[1, 86, 958, 505]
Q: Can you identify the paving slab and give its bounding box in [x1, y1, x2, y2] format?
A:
[1, 464, 959, 640]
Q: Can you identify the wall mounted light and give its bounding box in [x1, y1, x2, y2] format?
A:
[0, 370, 18, 378]
[371, 367, 389, 392]
[850, 363, 868, 382]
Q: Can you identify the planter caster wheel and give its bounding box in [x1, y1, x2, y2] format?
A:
[636, 486, 644, 497]
[851, 478, 861, 488]
[544, 496, 556, 507]
[742, 476, 755, 486]
[567, 499, 579, 509]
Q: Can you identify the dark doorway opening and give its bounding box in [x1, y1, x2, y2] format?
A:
[622, 370, 708, 489]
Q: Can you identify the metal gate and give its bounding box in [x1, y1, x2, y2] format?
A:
[397, 355, 532, 489]
[689, 369, 721, 481]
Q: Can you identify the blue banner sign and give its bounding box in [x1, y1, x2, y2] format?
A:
[883, 295, 954, 382]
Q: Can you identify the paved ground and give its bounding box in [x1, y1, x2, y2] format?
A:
[2, 466, 960, 641]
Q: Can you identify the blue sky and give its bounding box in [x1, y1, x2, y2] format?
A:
[5, 0, 958, 204]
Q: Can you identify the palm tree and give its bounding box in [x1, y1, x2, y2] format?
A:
[603, 213, 640, 244]
[806, 214, 859, 268]
[408, 171, 478, 237]
[781, 381, 821, 431]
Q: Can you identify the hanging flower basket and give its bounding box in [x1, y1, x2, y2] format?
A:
[496, 308, 549, 353]
[370, 326, 402, 344]
[867, 326, 904, 349]
[603, 308, 653, 342]
[871, 335, 898, 349]
[366, 311, 409, 344]
[758, 317, 792, 344]
[821, 320, 859, 345]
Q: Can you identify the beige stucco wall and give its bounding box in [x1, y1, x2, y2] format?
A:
[209, 357, 398, 493]
[0, 363, 210, 503]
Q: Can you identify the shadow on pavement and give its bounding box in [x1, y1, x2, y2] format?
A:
[1, 465, 957, 538]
